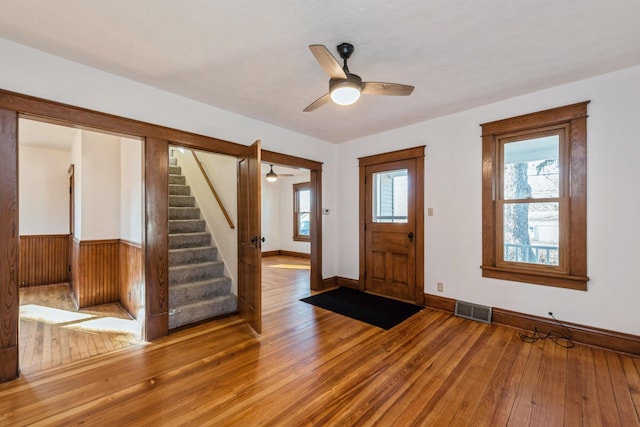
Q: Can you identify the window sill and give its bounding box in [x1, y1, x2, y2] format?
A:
[481, 265, 588, 291]
[293, 236, 310, 243]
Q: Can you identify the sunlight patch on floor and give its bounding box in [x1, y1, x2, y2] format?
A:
[20, 304, 94, 324]
[64, 317, 141, 336]
[267, 263, 311, 270]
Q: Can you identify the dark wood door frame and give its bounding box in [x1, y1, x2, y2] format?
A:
[0, 89, 324, 381]
[358, 146, 425, 305]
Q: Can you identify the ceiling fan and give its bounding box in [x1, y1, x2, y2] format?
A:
[303, 42, 414, 112]
[263, 164, 294, 182]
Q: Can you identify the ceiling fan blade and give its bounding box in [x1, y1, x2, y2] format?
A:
[309, 45, 347, 79]
[303, 93, 331, 112]
[362, 82, 415, 96]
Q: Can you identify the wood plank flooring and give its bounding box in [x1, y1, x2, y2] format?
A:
[19, 283, 141, 375]
[2, 256, 639, 426]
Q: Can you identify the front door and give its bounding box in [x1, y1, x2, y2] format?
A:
[360, 146, 424, 303]
[237, 140, 262, 333]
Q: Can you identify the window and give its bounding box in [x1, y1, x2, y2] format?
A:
[481, 102, 589, 290]
[372, 168, 408, 223]
[293, 182, 311, 242]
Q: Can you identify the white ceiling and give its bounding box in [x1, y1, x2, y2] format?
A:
[2, 1, 640, 143]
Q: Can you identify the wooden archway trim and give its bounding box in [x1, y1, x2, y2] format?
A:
[0, 89, 325, 382]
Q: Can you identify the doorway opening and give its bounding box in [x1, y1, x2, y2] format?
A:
[18, 117, 144, 375]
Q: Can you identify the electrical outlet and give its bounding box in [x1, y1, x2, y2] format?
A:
[428, 208, 434, 216]
[437, 282, 443, 292]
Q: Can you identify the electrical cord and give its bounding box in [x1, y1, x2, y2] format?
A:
[519, 312, 575, 348]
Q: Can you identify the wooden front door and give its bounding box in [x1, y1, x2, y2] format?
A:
[237, 140, 262, 333]
[360, 146, 424, 304]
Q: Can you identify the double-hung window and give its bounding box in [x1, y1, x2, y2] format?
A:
[293, 182, 311, 242]
[481, 102, 589, 290]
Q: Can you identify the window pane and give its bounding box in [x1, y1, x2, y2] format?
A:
[372, 169, 408, 223]
[503, 135, 559, 200]
[298, 213, 310, 236]
[503, 202, 559, 266]
[298, 189, 310, 212]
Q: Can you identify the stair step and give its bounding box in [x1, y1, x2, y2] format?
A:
[169, 232, 211, 249]
[169, 207, 200, 220]
[169, 156, 177, 166]
[169, 277, 231, 306]
[169, 219, 206, 234]
[168, 294, 237, 330]
[169, 175, 186, 185]
[169, 261, 224, 284]
[169, 246, 217, 266]
[169, 184, 190, 196]
[169, 165, 181, 175]
[169, 195, 196, 207]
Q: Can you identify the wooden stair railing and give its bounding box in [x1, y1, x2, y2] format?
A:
[191, 151, 235, 229]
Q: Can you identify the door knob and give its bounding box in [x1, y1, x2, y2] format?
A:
[408, 232, 414, 241]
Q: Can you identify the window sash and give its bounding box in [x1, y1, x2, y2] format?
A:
[293, 182, 311, 242]
[495, 127, 569, 273]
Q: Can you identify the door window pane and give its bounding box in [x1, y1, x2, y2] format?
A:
[503, 202, 559, 265]
[372, 169, 408, 223]
[503, 135, 559, 200]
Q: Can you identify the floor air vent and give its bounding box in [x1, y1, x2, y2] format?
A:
[454, 300, 492, 324]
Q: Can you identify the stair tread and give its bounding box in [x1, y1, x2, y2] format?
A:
[170, 276, 229, 287]
[169, 246, 216, 253]
[169, 260, 223, 270]
[169, 278, 229, 292]
[170, 294, 236, 310]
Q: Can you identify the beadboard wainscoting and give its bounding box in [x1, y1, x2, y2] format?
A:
[119, 240, 144, 320]
[19, 234, 70, 287]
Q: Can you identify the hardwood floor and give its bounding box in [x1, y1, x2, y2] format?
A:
[2, 256, 639, 426]
[19, 283, 141, 375]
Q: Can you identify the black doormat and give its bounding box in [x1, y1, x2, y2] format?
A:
[300, 287, 422, 330]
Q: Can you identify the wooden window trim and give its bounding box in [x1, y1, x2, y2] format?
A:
[293, 182, 311, 242]
[480, 102, 590, 290]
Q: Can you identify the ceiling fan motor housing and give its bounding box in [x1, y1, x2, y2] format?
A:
[336, 42, 355, 59]
[329, 73, 362, 92]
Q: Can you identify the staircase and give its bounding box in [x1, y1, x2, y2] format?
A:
[168, 155, 237, 330]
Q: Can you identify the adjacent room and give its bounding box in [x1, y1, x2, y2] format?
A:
[0, 1, 639, 425]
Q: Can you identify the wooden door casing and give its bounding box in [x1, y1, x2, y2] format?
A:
[0, 108, 19, 382]
[359, 146, 425, 305]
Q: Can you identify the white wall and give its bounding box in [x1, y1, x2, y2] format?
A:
[120, 137, 143, 244]
[0, 37, 338, 278]
[19, 146, 71, 235]
[174, 149, 238, 293]
[336, 65, 640, 336]
[261, 176, 281, 252]
[71, 130, 82, 238]
[79, 130, 121, 240]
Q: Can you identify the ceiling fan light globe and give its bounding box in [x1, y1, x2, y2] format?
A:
[331, 86, 361, 106]
[266, 164, 278, 182]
